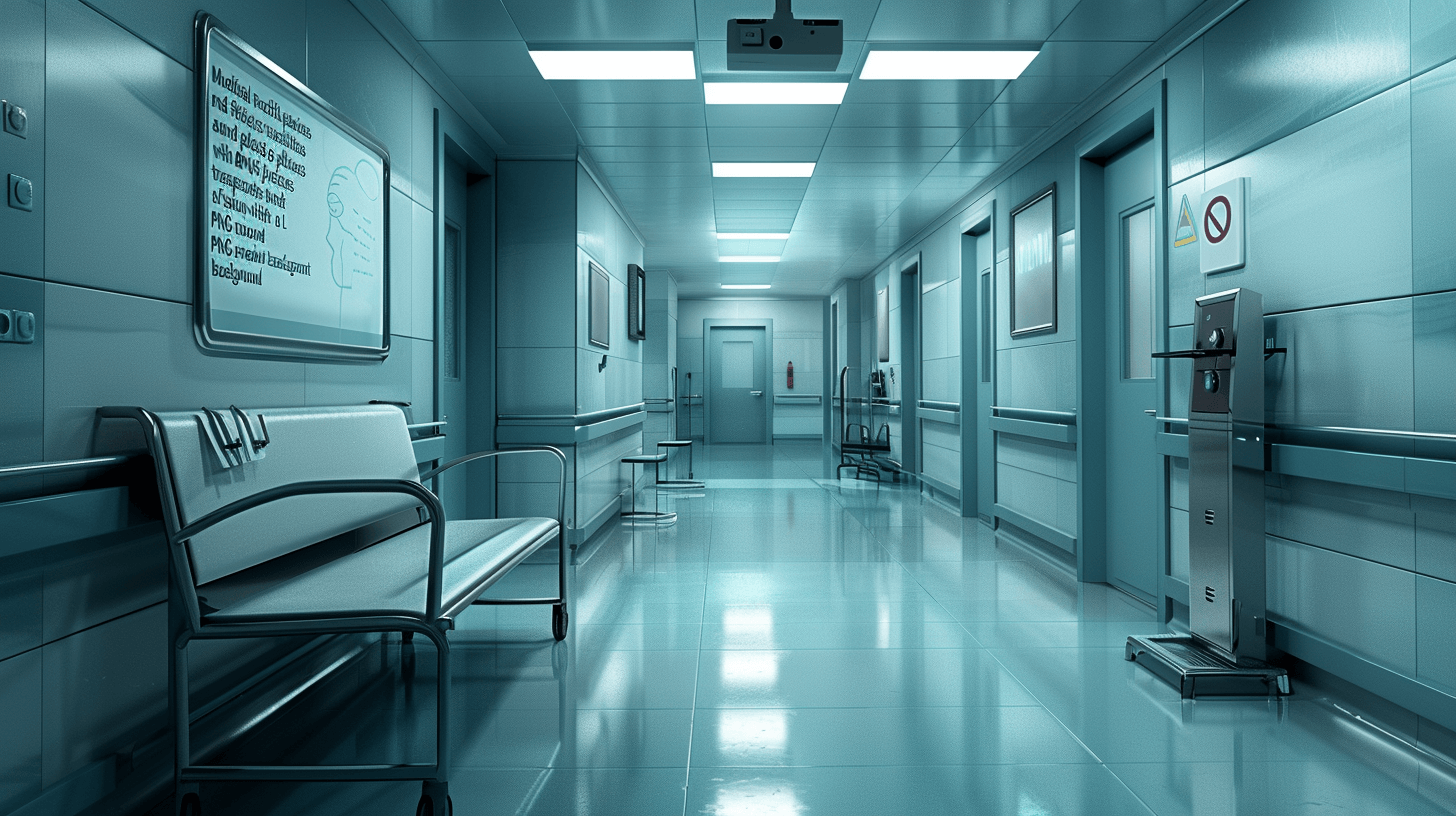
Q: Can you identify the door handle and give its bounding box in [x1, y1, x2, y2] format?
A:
[1144, 409, 1157, 415]
[750, 391, 763, 397]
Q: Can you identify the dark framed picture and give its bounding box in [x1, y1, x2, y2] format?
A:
[627, 263, 646, 341]
[1010, 183, 1057, 337]
[588, 261, 610, 349]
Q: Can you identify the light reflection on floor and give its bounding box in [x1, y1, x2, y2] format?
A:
[187, 442, 1456, 816]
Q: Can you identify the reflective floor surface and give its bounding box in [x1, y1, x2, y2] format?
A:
[188, 442, 1456, 815]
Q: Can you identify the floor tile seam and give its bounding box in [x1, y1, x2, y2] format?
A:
[876, 542, 1120, 774]
[967, 645, 1121, 769]
[682, 703, 1056, 710]
[680, 508, 712, 812]
[875, 537, 991, 652]
[687, 703, 1049, 711]
[678, 760, 1112, 770]
[691, 646, 998, 654]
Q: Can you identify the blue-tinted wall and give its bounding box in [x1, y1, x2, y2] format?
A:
[0, 0, 497, 811]
[495, 158, 646, 542]
[849, 0, 1456, 750]
[676, 298, 825, 440]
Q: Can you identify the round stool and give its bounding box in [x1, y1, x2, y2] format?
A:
[655, 440, 704, 489]
[621, 453, 676, 523]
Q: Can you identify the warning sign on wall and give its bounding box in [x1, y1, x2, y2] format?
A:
[1200, 178, 1247, 275]
[1174, 194, 1198, 247]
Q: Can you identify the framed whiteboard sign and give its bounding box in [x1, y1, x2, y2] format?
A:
[195, 13, 390, 362]
[1010, 184, 1057, 337]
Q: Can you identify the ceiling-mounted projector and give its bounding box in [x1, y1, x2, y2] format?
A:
[727, 0, 842, 71]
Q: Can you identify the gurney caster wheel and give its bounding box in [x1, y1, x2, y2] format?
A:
[553, 604, 569, 641]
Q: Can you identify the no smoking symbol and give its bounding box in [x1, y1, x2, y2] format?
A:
[1204, 195, 1232, 244]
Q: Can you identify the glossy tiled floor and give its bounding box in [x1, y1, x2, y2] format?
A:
[201, 442, 1456, 816]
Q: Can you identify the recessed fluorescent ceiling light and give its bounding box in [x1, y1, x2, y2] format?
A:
[719, 256, 781, 263]
[716, 232, 791, 240]
[712, 163, 815, 178]
[721, 284, 772, 289]
[705, 82, 848, 105]
[528, 50, 696, 80]
[861, 50, 1039, 80]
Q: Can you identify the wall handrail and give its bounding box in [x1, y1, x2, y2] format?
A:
[498, 403, 645, 425]
[989, 415, 1076, 444]
[0, 455, 135, 481]
[775, 394, 822, 404]
[918, 400, 960, 412]
[1270, 423, 1456, 442]
[991, 406, 1077, 425]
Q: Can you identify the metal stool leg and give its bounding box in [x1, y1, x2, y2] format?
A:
[622, 456, 677, 523]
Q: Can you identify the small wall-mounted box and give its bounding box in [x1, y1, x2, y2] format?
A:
[0, 309, 36, 343]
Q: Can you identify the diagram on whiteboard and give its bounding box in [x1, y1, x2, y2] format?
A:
[326, 160, 380, 325]
[199, 20, 388, 360]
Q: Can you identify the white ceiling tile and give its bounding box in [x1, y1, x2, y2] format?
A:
[1050, 0, 1204, 41]
[597, 162, 711, 175]
[998, 74, 1112, 105]
[585, 145, 711, 163]
[815, 161, 936, 177]
[500, 0, 699, 42]
[561, 103, 707, 128]
[383, 0, 522, 41]
[1020, 41, 1153, 76]
[422, 40, 538, 76]
[975, 102, 1075, 129]
[841, 80, 1006, 105]
[708, 146, 822, 162]
[824, 127, 966, 147]
[708, 126, 830, 147]
[579, 127, 709, 146]
[392, 0, 1203, 297]
[866, 0, 1080, 41]
[704, 105, 841, 129]
[817, 145, 952, 163]
[550, 80, 706, 104]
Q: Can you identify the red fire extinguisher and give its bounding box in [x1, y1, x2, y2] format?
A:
[787, 361, 794, 389]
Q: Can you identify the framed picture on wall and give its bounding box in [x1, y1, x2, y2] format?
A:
[1010, 183, 1057, 337]
[627, 263, 646, 341]
[589, 261, 610, 349]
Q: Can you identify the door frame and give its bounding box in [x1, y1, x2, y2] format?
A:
[1074, 80, 1168, 587]
[703, 318, 774, 444]
[898, 254, 921, 476]
[959, 200, 995, 522]
[433, 112, 495, 518]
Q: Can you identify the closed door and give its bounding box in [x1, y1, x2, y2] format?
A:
[899, 265, 919, 472]
[436, 155, 469, 519]
[962, 229, 995, 523]
[710, 327, 767, 443]
[1103, 135, 1160, 601]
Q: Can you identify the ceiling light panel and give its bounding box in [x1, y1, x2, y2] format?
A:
[704, 83, 849, 105]
[721, 284, 772, 289]
[712, 163, 816, 178]
[528, 50, 697, 80]
[719, 256, 781, 263]
[860, 50, 1039, 80]
[717, 233, 791, 239]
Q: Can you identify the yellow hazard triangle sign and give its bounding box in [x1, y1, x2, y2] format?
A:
[1174, 194, 1198, 247]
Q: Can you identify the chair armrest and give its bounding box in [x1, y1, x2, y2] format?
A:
[420, 446, 568, 531]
